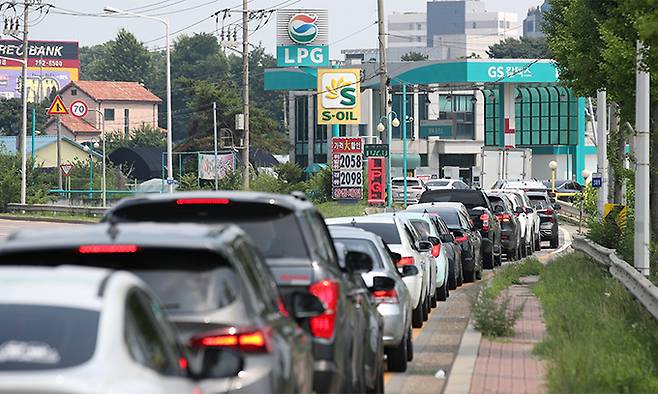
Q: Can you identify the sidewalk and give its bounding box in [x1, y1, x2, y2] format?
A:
[469, 276, 546, 394]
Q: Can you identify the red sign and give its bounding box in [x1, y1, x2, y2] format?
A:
[69, 100, 88, 118]
[367, 157, 387, 205]
[60, 163, 74, 177]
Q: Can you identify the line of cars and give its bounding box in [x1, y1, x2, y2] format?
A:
[0, 178, 562, 393]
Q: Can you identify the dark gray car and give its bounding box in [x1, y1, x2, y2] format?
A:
[0, 223, 320, 394]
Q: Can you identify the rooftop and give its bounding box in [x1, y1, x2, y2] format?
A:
[66, 81, 162, 103]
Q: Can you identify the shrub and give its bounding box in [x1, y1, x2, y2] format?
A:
[305, 167, 332, 203]
[251, 172, 284, 194]
[274, 162, 304, 185]
[472, 288, 525, 337]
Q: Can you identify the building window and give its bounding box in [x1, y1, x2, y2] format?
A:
[472, 22, 476, 28]
[499, 20, 504, 28]
[71, 89, 77, 96]
[506, 21, 511, 29]
[104, 108, 115, 121]
[417, 23, 422, 30]
[124, 109, 130, 136]
[420, 154, 428, 167]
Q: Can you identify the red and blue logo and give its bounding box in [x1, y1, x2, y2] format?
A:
[288, 13, 318, 44]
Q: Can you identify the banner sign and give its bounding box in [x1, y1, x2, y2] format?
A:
[276, 9, 329, 67]
[367, 157, 386, 204]
[318, 68, 361, 125]
[0, 40, 79, 102]
[198, 153, 234, 180]
[332, 137, 363, 200]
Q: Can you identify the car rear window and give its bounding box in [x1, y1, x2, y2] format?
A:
[487, 196, 507, 212]
[0, 305, 98, 371]
[409, 220, 431, 238]
[529, 195, 550, 209]
[108, 201, 309, 260]
[393, 180, 420, 187]
[419, 191, 487, 209]
[333, 238, 384, 269]
[427, 181, 450, 187]
[348, 223, 402, 245]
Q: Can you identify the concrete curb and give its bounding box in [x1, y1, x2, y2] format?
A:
[443, 317, 481, 394]
[0, 215, 94, 225]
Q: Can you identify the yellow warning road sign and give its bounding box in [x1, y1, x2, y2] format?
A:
[47, 95, 68, 115]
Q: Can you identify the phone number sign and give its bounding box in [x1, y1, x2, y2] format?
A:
[332, 137, 363, 200]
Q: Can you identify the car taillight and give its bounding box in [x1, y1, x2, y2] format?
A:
[480, 213, 490, 231]
[396, 257, 415, 267]
[455, 234, 469, 244]
[372, 289, 399, 304]
[495, 213, 512, 222]
[78, 244, 139, 254]
[545, 209, 554, 216]
[431, 243, 441, 257]
[308, 280, 339, 339]
[178, 357, 188, 370]
[175, 198, 230, 205]
[190, 327, 270, 353]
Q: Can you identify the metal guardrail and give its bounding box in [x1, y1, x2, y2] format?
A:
[7, 204, 108, 216]
[572, 235, 658, 321]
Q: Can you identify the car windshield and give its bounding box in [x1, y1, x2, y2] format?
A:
[423, 209, 461, 228]
[427, 180, 450, 187]
[333, 238, 384, 269]
[529, 195, 551, 209]
[419, 191, 487, 209]
[347, 222, 402, 245]
[0, 305, 98, 371]
[487, 196, 507, 213]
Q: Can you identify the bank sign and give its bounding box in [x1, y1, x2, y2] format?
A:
[317, 68, 361, 125]
[276, 10, 329, 67]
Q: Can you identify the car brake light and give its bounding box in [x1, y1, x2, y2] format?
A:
[308, 280, 339, 339]
[454, 235, 469, 244]
[178, 357, 188, 370]
[545, 209, 554, 216]
[190, 327, 270, 353]
[78, 244, 139, 254]
[480, 213, 490, 231]
[372, 289, 399, 304]
[495, 213, 512, 222]
[431, 243, 441, 257]
[396, 257, 415, 267]
[175, 198, 230, 205]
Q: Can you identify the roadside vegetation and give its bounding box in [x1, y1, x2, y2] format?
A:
[472, 258, 543, 337]
[534, 252, 658, 393]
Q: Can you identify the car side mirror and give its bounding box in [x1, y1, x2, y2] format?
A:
[389, 251, 402, 264]
[554, 203, 562, 211]
[427, 235, 441, 245]
[401, 265, 419, 277]
[291, 292, 325, 319]
[417, 241, 432, 252]
[526, 207, 534, 214]
[370, 276, 396, 292]
[514, 206, 524, 215]
[193, 348, 244, 380]
[346, 250, 373, 273]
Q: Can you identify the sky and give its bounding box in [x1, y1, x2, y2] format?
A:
[29, 0, 542, 58]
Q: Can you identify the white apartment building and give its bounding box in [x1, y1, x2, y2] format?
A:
[388, 12, 427, 48]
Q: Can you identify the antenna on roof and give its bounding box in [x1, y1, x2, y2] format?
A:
[350, 218, 357, 227]
[106, 215, 119, 241]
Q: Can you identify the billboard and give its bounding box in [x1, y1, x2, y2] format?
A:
[331, 137, 363, 200]
[0, 40, 79, 102]
[198, 153, 235, 180]
[276, 9, 329, 67]
[317, 68, 361, 125]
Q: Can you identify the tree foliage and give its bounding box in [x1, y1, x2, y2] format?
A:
[105, 123, 166, 153]
[487, 37, 550, 59]
[401, 51, 429, 62]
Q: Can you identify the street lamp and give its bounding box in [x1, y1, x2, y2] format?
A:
[103, 6, 174, 193]
[579, 169, 591, 234]
[88, 109, 106, 207]
[377, 112, 400, 208]
[549, 160, 558, 194]
[83, 143, 99, 201]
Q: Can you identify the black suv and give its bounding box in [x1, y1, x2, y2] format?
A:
[103, 191, 386, 394]
[527, 191, 561, 248]
[419, 189, 502, 268]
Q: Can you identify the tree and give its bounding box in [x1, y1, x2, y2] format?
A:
[105, 123, 166, 153]
[487, 37, 550, 59]
[401, 51, 429, 62]
[0, 98, 50, 136]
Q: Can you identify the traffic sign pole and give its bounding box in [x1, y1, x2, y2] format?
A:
[48, 96, 69, 192]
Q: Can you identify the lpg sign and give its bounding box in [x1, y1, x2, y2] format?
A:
[317, 68, 361, 125]
[276, 9, 329, 67]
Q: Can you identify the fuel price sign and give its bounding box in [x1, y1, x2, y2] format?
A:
[332, 137, 363, 200]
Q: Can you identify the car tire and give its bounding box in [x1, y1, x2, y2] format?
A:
[430, 292, 437, 308]
[483, 250, 494, 269]
[422, 297, 429, 321]
[476, 268, 483, 280]
[463, 270, 475, 283]
[448, 261, 457, 290]
[535, 234, 541, 251]
[494, 251, 502, 266]
[550, 233, 559, 249]
[412, 304, 423, 328]
[457, 265, 464, 286]
[386, 334, 408, 373]
[506, 248, 516, 261]
[437, 282, 448, 302]
[406, 328, 414, 362]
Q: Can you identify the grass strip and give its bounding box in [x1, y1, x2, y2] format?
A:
[534, 252, 658, 393]
[488, 257, 544, 297]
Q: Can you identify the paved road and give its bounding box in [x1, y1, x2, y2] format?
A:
[0, 219, 81, 241]
[385, 225, 575, 393]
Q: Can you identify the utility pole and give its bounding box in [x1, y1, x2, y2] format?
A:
[19, 1, 30, 205]
[213, 101, 218, 191]
[596, 90, 608, 220]
[241, 0, 250, 189]
[377, 0, 388, 144]
[635, 41, 650, 277]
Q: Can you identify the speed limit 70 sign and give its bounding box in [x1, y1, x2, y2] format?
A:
[69, 100, 89, 118]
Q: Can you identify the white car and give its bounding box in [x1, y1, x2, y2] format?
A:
[426, 179, 470, 191]
[395, 211, 450, 304]
[326, 214, 431, 329]
[501, 189, 542, 252]
[0, 266, 230, 394]
[391, 177, 427, 204]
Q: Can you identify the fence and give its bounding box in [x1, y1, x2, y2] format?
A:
[571, 235, 658, 321]
[7, 203, 108, 217]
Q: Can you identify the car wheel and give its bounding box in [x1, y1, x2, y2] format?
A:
[506, 248, 516, 261]
[422, 297, 429, 321]
[457, 265, 464, 286]
[386, 335, 408, 372]
[483, 250, 494, 269]
[430, 291, 437, 308]
[476, 268, 483, 280]
[494, 251, 502, 266]
[448, 261, 457, 290]
[550, 233, 559, 249]
[519, 237, 527, 258]
[412, 303, 423, 328]
[406, 328, 414, 362]
[535, 234, 541, 251]
[463, 270, 475, 283]
[437, 282, 448, 302]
